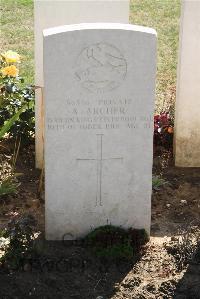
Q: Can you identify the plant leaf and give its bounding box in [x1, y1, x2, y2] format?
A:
[0, 100, 34, 139]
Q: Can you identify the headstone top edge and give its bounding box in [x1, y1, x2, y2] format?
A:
[43, 23, 157, 37]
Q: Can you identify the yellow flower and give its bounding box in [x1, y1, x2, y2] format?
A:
[1, 50, 21, 63]
[1, 65, 19, 77]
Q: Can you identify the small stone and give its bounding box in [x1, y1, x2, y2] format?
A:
[146, 283, 156, 292]
[166, 203, 171, 208]
[171, 236, 178, 242]
[31, 199, 40, 208]
[180, 199, 187, 205]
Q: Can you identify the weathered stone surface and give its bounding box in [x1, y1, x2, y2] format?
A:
[174, 0, 200, 167]
[34, 0, 129, 169]
[44, 23, 157, 240]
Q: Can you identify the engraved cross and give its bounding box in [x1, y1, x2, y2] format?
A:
[77, 134, 123, 206]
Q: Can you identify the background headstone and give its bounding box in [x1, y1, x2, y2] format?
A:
[44, 23, 157, 240]
[34, 0, 130, 169]
[174, 0, 200, 167]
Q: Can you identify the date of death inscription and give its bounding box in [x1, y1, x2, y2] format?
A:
[47, 98, 153, 131]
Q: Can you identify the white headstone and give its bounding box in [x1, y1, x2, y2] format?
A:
[174, 0, 200, 167]
[44, 23, 157, 240]
[34, 0, 130, 169]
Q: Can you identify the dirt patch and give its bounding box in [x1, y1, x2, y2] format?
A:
[0, 140, 44, 233]
[0, 142, 200, 299]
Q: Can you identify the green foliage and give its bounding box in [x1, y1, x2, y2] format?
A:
[0, 176, 20, 196]
[0, 215, 36, 269]
[85, 225, 149, 260]
[17, 0, 33, 6]
[0, 100, 34, 140]
[0, 138, 21, 197]
[0, 51, 35, 141]
[152, 175, 168, 191]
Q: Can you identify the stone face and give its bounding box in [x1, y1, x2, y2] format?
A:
[34, 0, 129, 169]
[44, 23, 157, 240]
[174, 0, 200, 167]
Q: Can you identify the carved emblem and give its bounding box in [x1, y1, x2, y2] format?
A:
[75, 42, 127, 93]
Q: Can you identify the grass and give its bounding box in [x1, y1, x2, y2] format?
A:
[152, 175, 168, 191]
[0, 0, 181, 111]
[0, 0, 34, 84]
[130, 0, 181, 112]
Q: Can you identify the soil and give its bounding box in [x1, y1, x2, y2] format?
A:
[0, 141, 200, 299]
